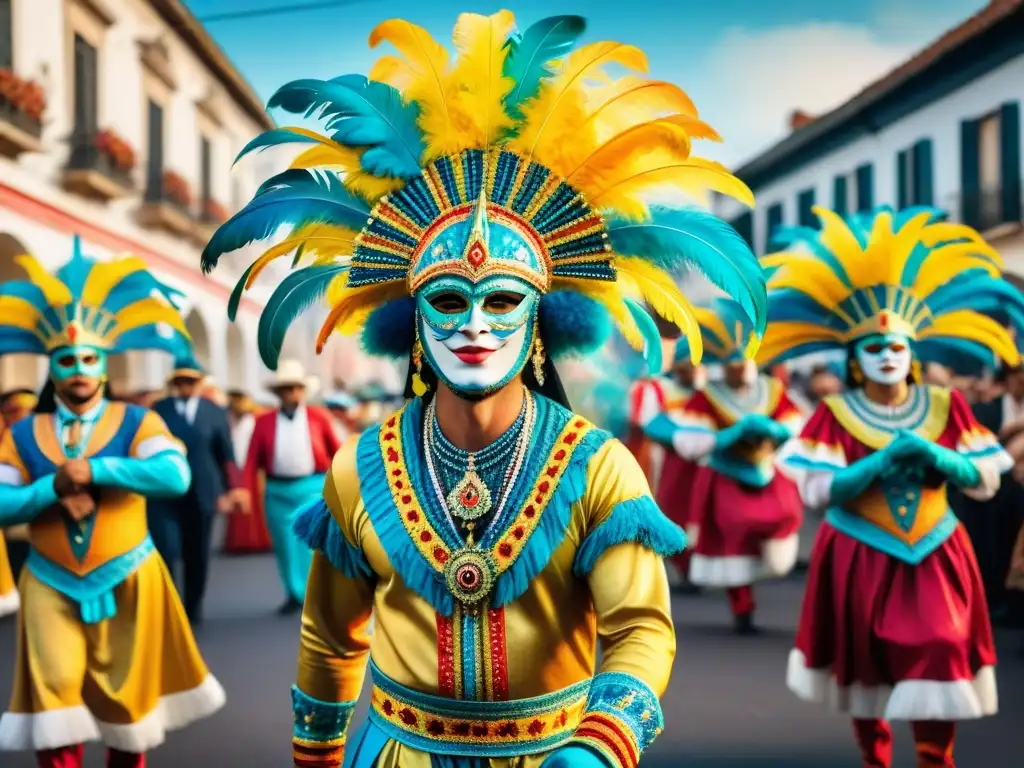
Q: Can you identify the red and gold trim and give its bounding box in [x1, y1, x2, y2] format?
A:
[482, 607, 510, 701]
[436, 605, 510, 702]
[573, 712, 641, 768]
[292, 742, 344, 767]
[437, 612, 457, 698]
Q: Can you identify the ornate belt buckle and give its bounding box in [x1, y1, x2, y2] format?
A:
[444, 548, 497, 610]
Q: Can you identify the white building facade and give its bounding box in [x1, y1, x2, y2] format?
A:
[0, 0, 392, 401]
[714, 1, 1024, 303]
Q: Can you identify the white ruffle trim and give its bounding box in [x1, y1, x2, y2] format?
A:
[786, 648, 998, 720]
[0, 674, 226, 752]
[0, 589, 19, 617]
[689, 533, 799, 586]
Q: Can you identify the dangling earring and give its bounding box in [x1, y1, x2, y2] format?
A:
[850, 360, 864, 385]
[911, 359, 923, 384]
[412, 327, 428, 397]
[531, 319, 546, 386]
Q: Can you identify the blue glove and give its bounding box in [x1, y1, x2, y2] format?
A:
[643, 413, 680, 447]
[738, 414, 775, 440]
[540, 744, 611, 768]
[714, 421, 748, 451]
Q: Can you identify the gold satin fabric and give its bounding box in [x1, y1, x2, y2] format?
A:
[296, 436, 676, 719]
[7, 554, 211, 723]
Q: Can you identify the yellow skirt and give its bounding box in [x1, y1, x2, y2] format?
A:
[370, 742, 549, 767]
[0, 552, 225, 752]
[0, 534, 18, 617]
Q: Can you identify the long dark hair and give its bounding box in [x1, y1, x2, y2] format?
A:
[402, 353, 570, 408]
[35, 379, 112, 414]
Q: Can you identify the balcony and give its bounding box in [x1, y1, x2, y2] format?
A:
[952, 184, 1023, 238]
[137, 170, 194, 237]
[0, 70, 44, 158]
[62, 131, 135, 201]
[191, 197, 229, 247]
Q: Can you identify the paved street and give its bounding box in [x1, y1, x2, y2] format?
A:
[0, 555, 1020, 767]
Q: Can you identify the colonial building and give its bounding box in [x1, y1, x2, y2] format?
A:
[714, 0, 1024, 282]
[0, 0, 392, 401]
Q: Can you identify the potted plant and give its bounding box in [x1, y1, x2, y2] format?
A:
[202, 197, 228, 224]
[162, 170, 192, 213]
[93, 128, 137, 184]
[0, 68, 46, 136]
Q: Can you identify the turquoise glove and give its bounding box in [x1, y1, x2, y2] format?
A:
[714, 421, 748, 451]
[643, 412, 679, 447]
[904, 433, 981, 488]
[742, 414, 791, 444]
[828, 451, 889, 507]
[540, 745, 611, 768]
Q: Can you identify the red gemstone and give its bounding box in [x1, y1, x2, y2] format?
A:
[388, 417, 397, 428]
[387, 448, 400, 463]
[499, 542, 513, 557]
[396, 481, 404, 489]
[384, 432, 396, 441]
[554, 450, 566, 461]
[528, 719, 546, 735]
[575, 420, 585, 428]
[513, 526, 524, 540]
[399, 708, 418, 726]
[382, 700, 394, 716]
[497, 721, 519, 737]
[467, 241, 487, 268]
[420, 531, 432, 543]
[456, 565, 481, 590]
[563, 433, 577, 445]
[427, 719, 445, 736]
[880, 312, 889, 329]
[534, 494, 543, 503]
[546, 466, 558, 477]
[401, 494, 412, 504]
[453, 722, 471, 736]
[434, 547, 449, 563]
[538, 481, 550, 493]
[471, 724, 489, 737]
[524, 505, 536, 518]
[392, 469, 402, 477]
[407, 510, 419, 522]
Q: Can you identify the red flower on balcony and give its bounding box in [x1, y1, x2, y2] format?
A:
[203, 197, 229, 223]
[163, 169, 192, 208]
[0, 68, 47, 122]
[94, 128, 137, 171]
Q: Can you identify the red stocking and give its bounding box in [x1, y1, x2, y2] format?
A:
[36, 745, 84, 768]
[107, 749, 146, 768]
[853, 718, 893, 768]
[911, 721, 955, 767]
[726, 585, 755, 616]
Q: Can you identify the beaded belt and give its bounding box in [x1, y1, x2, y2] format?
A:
[368, 661, 590, 757]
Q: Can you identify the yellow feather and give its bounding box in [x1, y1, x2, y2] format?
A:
[920, 222, 1004, 267]
[918, 311, 1019, 365]
[911, 250, 1001, 298]
[755, 321, 843, 366]
[566, 117, 692, 187]
[449, 11, 516, 148]
[887, 210, 935, 274]
[80, 256, 149, 309]
[505, 41, 649, 167]
[614, 256, 703, 360]
[766, 258, 852, 307]
[812, 206, 866, 284]
[318, 280, 408, 352]
[111, 299, 190, 341]
[0, 297, 43, 335]
[550, 276, 645, 350]
[587, 152, 754, 219]
[246, 225, 358, 290]
[13, 255, 72, 307]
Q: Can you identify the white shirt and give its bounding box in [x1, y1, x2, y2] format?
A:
[272, 405, 316, 477]
[1003, 393, 1024, 428]
[175, 396, 200, 426]
[231, 413, 255, 470]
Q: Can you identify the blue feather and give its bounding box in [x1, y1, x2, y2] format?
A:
[771, 224, 854, 289]
[538, 290, 611, 359]
[624, 297, 662, 374]
[607, 208, 767, 337]
[257, 264, 348, 369]
[227, 263, 259, 323]
[767, 289, 847, 331]
[101, 272, 180, 315]
[0, 329, 46, 356]
[268, 75, 424, 179]
[760, 340, 845, 367]
[55, 236, 93, 296]
[113, 327, 190, 357]
[0, 280, 51, 313]
[362, 298, 416, 359]
[201, 170, 370, 273]
[234, 128, 325, 165]
[915, 338, 994, 375]
[502, 16, 587, 121]
[892, 205, 945, 229]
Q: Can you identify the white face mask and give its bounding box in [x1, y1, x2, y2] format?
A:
[854, 333, 912, 385]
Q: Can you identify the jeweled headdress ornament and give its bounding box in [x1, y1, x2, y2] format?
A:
[756, 205, 1024, 370]
[201, 11, 766, 394]
[0, 236, 189, 356]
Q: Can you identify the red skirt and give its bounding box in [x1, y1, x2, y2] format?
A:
[656, 453, 698, 528]
[223, 474, 272, 554]
[787, 522, 997, 721]
[687, 466, 803, 587]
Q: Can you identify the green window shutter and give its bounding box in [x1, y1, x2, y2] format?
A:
[833, 175, 848, 216]
[960, 118, 981, 227]
[0, 0, 12, 70]
[731, 211, 753, 249]
[797, 188, 815, 227]
[912, 139, 934, 206]
[765, 203, 783, 254]
[896, 150, 909, 209]
[1000, 102, 1021, 223]
[855, 163, 873, 211]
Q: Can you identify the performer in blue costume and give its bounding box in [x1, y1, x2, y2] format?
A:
[202, 10, 766, 768]
[0, 239, 225, 768]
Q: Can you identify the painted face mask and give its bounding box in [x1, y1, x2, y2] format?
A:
[417, 275, 539, 397]
[49, 345, 107, 383]
[854, 333, 912, 385]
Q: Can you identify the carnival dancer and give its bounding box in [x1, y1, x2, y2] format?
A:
[222, 389, 272, 555]
[0, 389, 37, 617]
[244, 360, 342, 614]
[764, 206, 1021, 768]
[202, 10, 766, 766]
[0, 240, 225, 767]
[645, 299, 804, 632]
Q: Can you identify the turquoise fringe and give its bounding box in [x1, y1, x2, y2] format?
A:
[292, 498, 374, 580]
[572, 496, 687, 577]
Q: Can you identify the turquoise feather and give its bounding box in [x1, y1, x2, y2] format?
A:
[201, 170, 370, 273]
[268, 75, 424, 179]
[55, 236, 92, 296]
[257, 264, 349, 369]
[0, 329, 46, 356]
[767, 289, 847, 331]
[0, 281, 50, 313]
[502, 15, 587, 121]
[227, 262, 259, 323]
[606, 207, 767, 337]
[234, 128, 325, 166]
[624, 297, 662, 375]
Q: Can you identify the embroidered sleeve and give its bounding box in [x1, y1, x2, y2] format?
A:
[947, 388, 1011, 501]
[292, 441, 375, 766]
[573, 439, 686, 575]
[778, 403, 849, 511]
[570, 672, 665, 768]
[669, 391, 719, 460]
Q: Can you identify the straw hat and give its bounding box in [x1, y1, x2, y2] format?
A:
[267, 359, 319, 396]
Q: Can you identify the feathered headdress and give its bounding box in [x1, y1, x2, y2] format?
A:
[201, 11, 766, 372]
[0, 236, 190, 357]
[756, 205, 1024, 370]
[673, 297, 759, 365]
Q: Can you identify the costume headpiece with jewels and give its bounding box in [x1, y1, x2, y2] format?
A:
[0, 236, 190, 357]
[201, 10, 767, 389]
[756, 205, 1024, 371]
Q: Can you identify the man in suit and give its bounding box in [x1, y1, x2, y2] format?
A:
[245, 360, 341, 614]
[149, 353, 243, 625]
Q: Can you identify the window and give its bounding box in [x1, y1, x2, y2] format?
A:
[72, 34, 98, 136]
[979, 113, 1001, 191]
[200, 135, 212, 206]
[0, 0, 12, 71]
[855, 163, 873, 211]
[897, 140, 934, 207]
[764, 203, 784, 254]
[146, 100, 164, 199]
[797, 188, 816, 227]
[731, 211, 753, 249]
[962, 103, 1022, 229]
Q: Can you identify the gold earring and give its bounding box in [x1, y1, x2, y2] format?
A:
[412, 331, 428, 397]
[531, 321, 546, 386]
[850, 360, 864, 385]
[911, 359, 922, 384]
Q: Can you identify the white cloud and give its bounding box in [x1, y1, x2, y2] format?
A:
[692, 23, 918, 169]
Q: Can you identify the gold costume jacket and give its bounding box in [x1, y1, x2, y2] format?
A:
[291, 394, 686, 768]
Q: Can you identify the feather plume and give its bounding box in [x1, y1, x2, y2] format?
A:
[257, 264, 349, 369]
[110, 298, 190, 341]
[502, 15, 587, 120]
[566, 116, 693, 188]
[80, 257, 148, 310]
[201, 170, 370, 273]
[623, 297, 663, 373]
[550, 275, 644, 350]
[317, 280, 409, 353]
[606, 208, 766, 337]
[614, 256, 702, 359]
[246, 224, 358, 291]
[0, 297, 43, 334]
[14, 255, 72, 307]
[450, 11, 517, 148]
[919, 311, 1019, 365]
[0, 281, 52, 313]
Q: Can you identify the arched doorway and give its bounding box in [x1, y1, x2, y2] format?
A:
[184, 309, 211, 368]
[226, 323, 247, 392]
[0, 233, 46, 394]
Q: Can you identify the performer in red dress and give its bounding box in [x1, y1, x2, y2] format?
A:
[764, 205, 1021, 767]
[222, 390, 271, 554]
[646, 298, 804, 633]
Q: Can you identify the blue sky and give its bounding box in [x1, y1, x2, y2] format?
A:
[184, 0, 984, 166]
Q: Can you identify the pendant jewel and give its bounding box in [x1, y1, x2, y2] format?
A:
[446, 456, 492, 522]
[444, 549, 497, 608]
